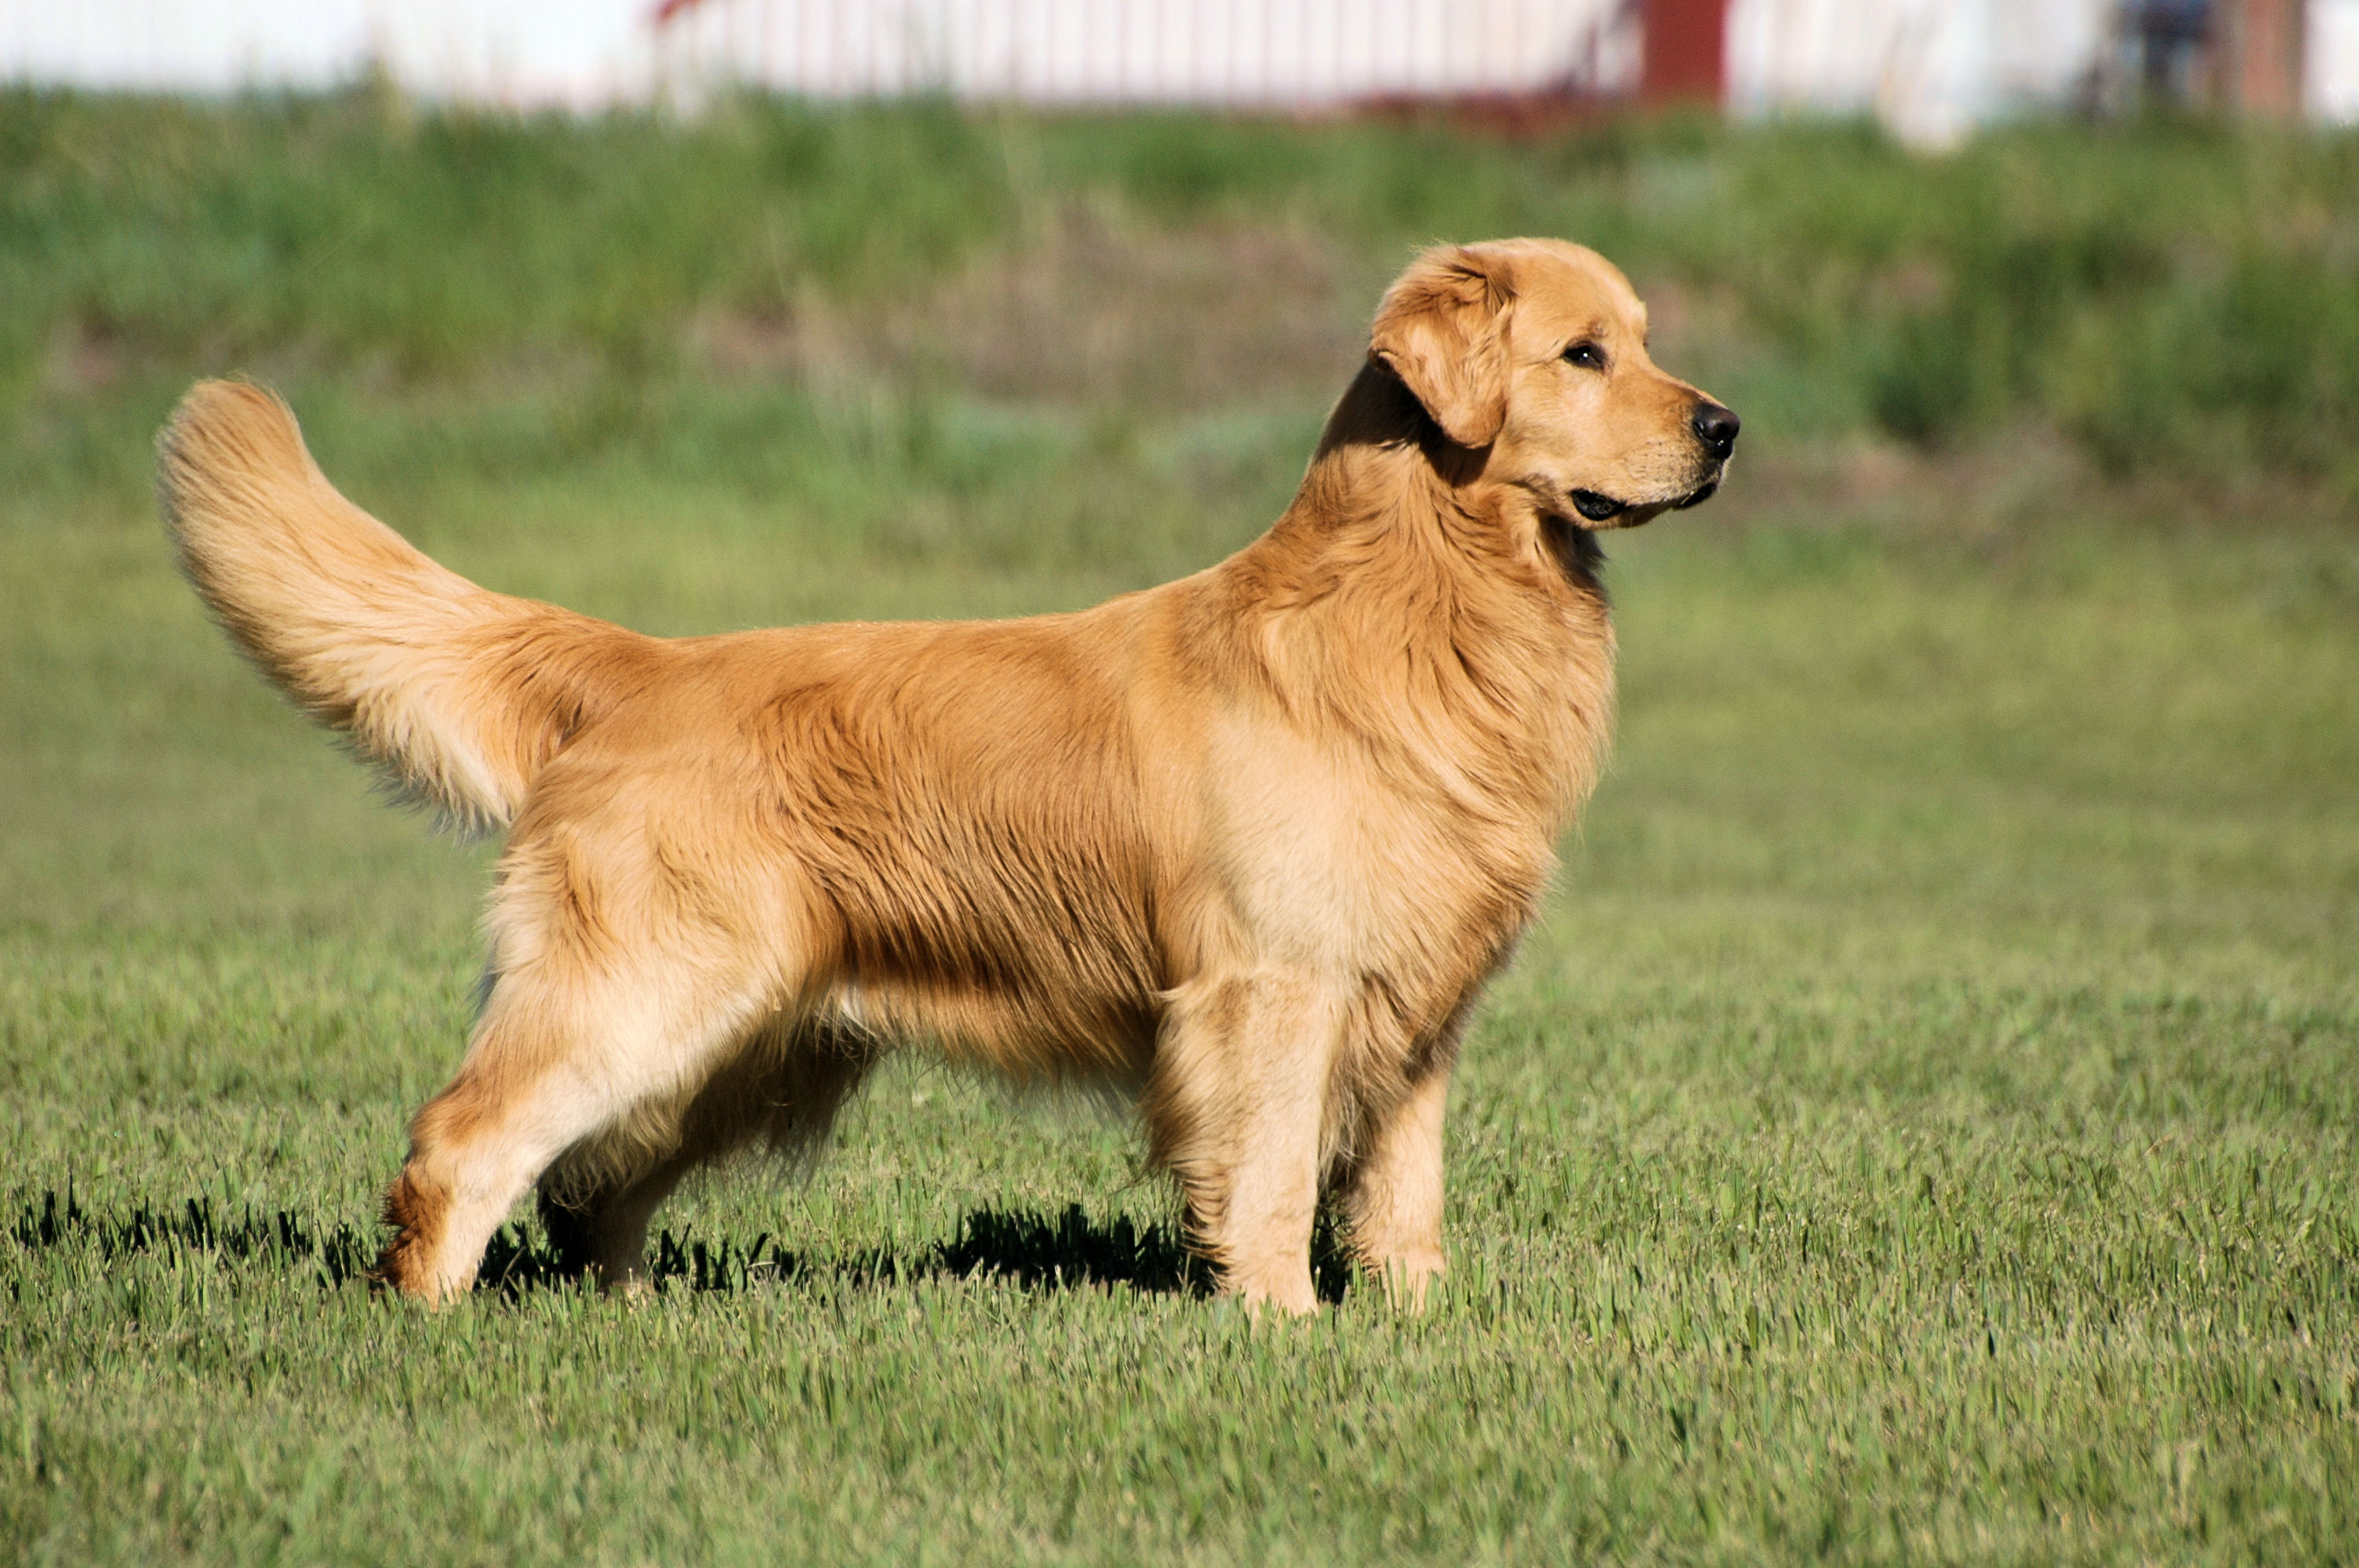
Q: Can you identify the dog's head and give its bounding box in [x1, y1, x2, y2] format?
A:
[1369, 238, 1736, 528]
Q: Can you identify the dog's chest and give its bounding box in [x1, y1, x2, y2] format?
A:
[1196, 706, 1558, 974]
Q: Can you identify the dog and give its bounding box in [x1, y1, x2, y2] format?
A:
[157, 238, 1736, 1313]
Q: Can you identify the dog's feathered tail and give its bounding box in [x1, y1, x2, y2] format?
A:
[158, 380, 660, 831]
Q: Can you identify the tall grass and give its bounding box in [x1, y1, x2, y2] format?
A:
[7, 88, 2359, 489]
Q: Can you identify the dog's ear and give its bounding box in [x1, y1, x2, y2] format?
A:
[1369, 245, 1516, 449]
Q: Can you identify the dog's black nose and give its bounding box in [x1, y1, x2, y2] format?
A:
[1692, 402, 1739, 456]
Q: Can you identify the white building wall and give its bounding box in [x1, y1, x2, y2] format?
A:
[0, 0, 1629, 105]
[1727, 0, 2113, 145]
[0, 0, 652, 106]
[2314, 0, 2359, 119]
[648, 0, 1629, 104]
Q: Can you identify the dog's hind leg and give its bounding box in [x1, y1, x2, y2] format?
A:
[1335, 1062, 1453, 1309]
[536, 1145, 703, 1297]
[1147, 969, 1349, 1316]
[533, 1019, 878, 1294]
[375, 946, 778, 1306]
[748, 1020, 881, 1164]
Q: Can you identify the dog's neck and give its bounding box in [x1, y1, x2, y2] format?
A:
[1259, 359, 1608, 612]
[1212, 360, 1617, 830]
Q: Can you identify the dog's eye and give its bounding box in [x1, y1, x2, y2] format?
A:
[1563, 342, 1606, 371]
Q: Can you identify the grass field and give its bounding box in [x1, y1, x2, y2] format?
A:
[4, 94, 2358, 1565]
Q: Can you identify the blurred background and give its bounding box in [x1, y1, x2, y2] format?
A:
[10, 0, 2359, 139]
[6, 0, 2359, 542]
[0, 2, 2352, 934]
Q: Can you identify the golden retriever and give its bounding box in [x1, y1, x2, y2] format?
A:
[157, 238, 1736, 1313]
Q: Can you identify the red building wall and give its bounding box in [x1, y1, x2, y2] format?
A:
[1641, 0, 1729, 104]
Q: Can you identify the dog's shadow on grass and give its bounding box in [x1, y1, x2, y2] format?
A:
[483, 1203, 1355, 1305]
[10, 1186, 380, 1289]
[10, 1189, 1354, 1305]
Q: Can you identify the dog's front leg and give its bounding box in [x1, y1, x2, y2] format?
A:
[1148, 969, 1346, 1316]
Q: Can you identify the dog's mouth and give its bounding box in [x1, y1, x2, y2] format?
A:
[1568, 489, 1627, 523]
[1672, 477, 1721, 510]
[1566, 473, 1721, 526]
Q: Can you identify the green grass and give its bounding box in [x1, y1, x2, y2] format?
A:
[10, 89, 2359, 483]
[5, 95, 2359, 1566]
[5, 376, 2355, 1565]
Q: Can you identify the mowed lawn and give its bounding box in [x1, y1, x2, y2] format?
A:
[3, 372, 2356, 1566]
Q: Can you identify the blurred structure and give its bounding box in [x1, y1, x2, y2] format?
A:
[1731, 0, 2325, 141]
[2316, 0, 2359, 112]
[1727, 0, 2112, 144]
[645, 1, 1638, 106]
[1643, 0, 1731, 101]
[2209, 0, 2308, 115]
[2112, 0, 2308, 115]
[5, 0, 2358, 139]
[2123, 0, 2221, 103]
[0, 0, 652, 107]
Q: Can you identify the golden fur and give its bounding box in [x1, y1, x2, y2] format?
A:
[156, 238, 1735, 1313]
